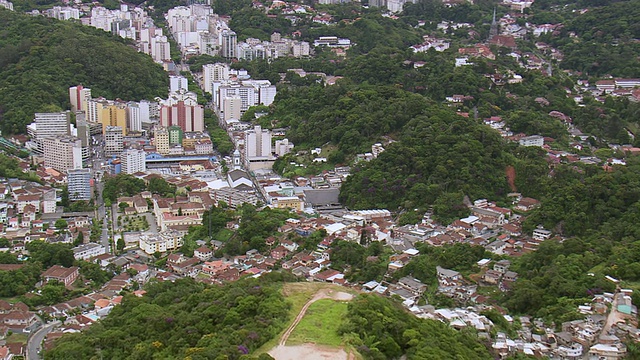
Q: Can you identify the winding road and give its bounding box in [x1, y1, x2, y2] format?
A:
[27, 320, 60, 360]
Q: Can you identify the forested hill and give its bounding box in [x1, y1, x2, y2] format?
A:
[0, 9, 168, 134]
[339, 107, 549, 223]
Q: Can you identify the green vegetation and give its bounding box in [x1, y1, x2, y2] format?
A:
[0, 10, 167, 134]
[102, 174, 146, 204]
[0, 242, 111, 304]
[44, 275, 291, 360]
[340, 294, 491, 359]
[0, 153, 40, 183]
[287, 299, 348, 346]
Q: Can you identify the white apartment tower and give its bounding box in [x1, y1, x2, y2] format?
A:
[67, 168, 92, 201]
[69, 85, 92, 113]
[104, 126, 124, 155]
[244, 125, 272, 159]
[42, 136, 83, 172]
[169, 75, 189, 93]
[202, 63, 230, 94]
[120, 149, 146, 174]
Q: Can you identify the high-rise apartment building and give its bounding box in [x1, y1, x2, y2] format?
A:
[67, 168, 92, 201]
[128, 101, 150, 132]
[98, 102, 128, 135]
[42, 136, 83, 172]
[221, 30, 237, 59]
[69, 85, 92, 113]
[202, 63, 231, 94]
[244, 125, 272, 159]
[169, 75, 189, 93]
[222, 96, 242, 121]
[159, 101, 204, 132]
[104, 126, 124, 156]
[120, 149, 146, 174]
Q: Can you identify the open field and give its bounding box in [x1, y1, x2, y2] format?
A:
[254, 282, 359, 359]
[286, 299, 348, 346]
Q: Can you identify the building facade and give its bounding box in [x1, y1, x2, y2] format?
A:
[67, 168, 92, 201]
[42, 136, 83, 172]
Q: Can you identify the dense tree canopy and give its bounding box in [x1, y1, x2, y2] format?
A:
[0, 10, 167, 134]
[45, 276, 292, 360]
[340, 294, 491, 360]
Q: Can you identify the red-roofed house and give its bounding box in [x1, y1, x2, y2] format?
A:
[41, 265, 80, 288]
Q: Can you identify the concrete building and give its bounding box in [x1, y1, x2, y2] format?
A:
[245, 125, 272, 159]
[203, 63, 231, 94]
[274, 138, 294, 157]
[139, 230, 183, 254]
[221, 30, 237, 59]
[67, 168, 92, 201]
[169, 75, 189, 93]
[42, 136, 83, 172]
[33, 112, 71, 138]
[72, 243, 106, 260]
[120, 149, 146, 174]
[127, 101, 148, 132]
[69, 85, 92, 113]
[222, 96, 242, 121]
[104, 126, 124, 156]
[519, 135, 544, 147]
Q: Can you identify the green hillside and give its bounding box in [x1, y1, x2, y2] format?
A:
[0, 9, 168, 134]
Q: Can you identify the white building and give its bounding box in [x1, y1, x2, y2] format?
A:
[0, 0, 14, 10]
[67, 168, 92, 201]
[127, 101, 147, 132]
[245, 125, 272, 159]
[42, 136, 83, 172]
[120, 149, 146, 174]
[72, 243, 106, 260]
[519, 135, 544, 147]
[33, 112, 71, 139]
[203, 63, 231, 94]
[274, 138, 294, 157]
[139, 230, 183, 254]
[169, 75, 189, 93]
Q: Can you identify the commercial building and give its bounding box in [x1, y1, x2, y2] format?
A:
[120, 149, 146, 174]
[67, 168, 92, 201]
[42, 136, 83, 172]
[33, 112, 71, 138]
[104, 126, 124, 156]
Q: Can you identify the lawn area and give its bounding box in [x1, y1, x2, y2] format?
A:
[5, 332, 28, 344]
[287, 299, 348, 346]
[215, 228, 234, 242]
[254, 282, 356, 354]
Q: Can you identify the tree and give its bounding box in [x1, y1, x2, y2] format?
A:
[119, 202, 129, 213]
[117, 238, 125, 252]
[73, 232, 84, 247]
[54, 219, 68, 230]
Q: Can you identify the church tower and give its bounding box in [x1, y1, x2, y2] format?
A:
[232, 149, 241, 170]
[489, 8, 499, 39]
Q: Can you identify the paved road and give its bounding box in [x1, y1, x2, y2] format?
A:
[27, 320, 60, 360]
